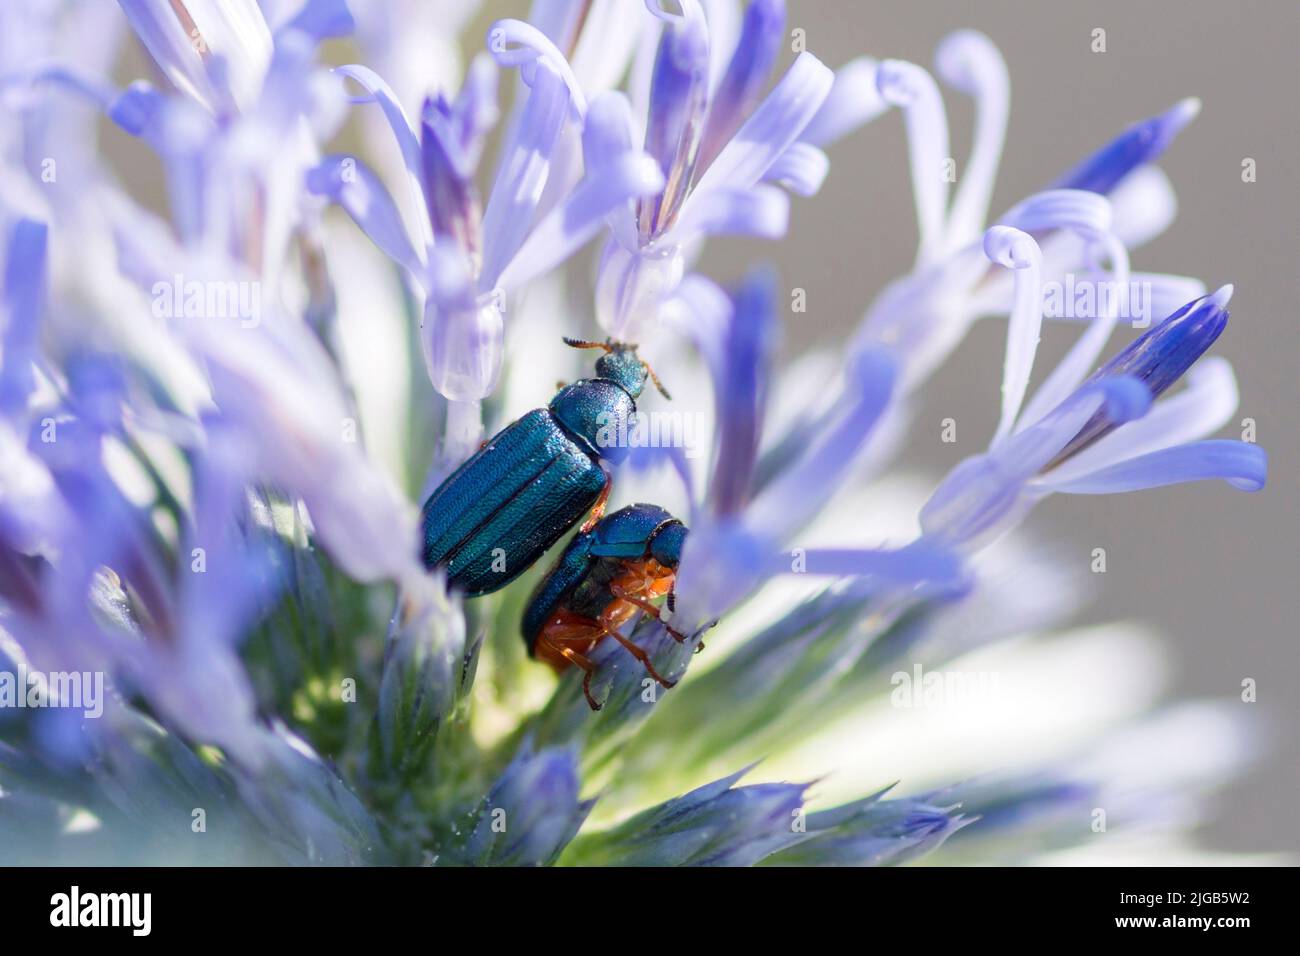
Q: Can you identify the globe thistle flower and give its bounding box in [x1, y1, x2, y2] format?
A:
[0, 1, 1274, 869]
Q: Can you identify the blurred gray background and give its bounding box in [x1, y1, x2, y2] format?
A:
[695, 0, 1298, 853]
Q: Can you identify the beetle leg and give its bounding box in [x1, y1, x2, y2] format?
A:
[596, 617, 676, 690]
[540, 635, 601, 710]
[610, 583, 689, 643]
[579, 465, 612, 532]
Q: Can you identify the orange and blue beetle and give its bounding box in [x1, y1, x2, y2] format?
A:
[522, 503, 689, 710]
[420, 339, 669, 596]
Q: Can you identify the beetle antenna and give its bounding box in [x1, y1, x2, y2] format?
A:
[562, 337, 613, 352]
[641, 357, 672, 400]
[563, 337, 668, 397]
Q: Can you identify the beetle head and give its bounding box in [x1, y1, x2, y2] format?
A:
[562, 337, 671, 400]
[649, 520, 688, 569]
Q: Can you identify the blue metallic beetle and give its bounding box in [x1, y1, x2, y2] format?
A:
[421, 339, 670, 596]
[522, 503, 688, 710]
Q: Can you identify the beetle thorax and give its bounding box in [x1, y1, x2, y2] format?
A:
[549, 379, 637, 462]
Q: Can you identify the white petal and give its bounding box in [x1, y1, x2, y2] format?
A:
[875, 58, 950, 266]
[1016, 231, 1130, 429]
[670, 183, 790, 242]
[496, 153, 663, 292]
[1109, 164, 1179, 250]
[933, 30, 1008, 249]
[687, 52, 833, 204]
[983, 226, 1044, 446]
[799, 56, 889, 148]
[334, 64, 432, 253]
[762, 142, 829, 196]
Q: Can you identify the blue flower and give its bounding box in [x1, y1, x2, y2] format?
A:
[591, 0, 846, 339]
[0, 3, 1273, 869]
[117, 0, 277, 114]
[920, 227, 1265, 550]
[17, 0, 355, 303]
[461, 744, 595, 866]
[0, 219, 65, 605]
[489, 1, 881, 340]
[563, 764, 810, 866]
[764, 785, 972, 867]
[664, 269, 969, 635]
[852, 31, 1203, 390]
[309, 41, 662, 411]
[371, 575, 467, 781]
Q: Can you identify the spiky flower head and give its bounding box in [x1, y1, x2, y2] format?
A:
[0, 1, 1269, 867]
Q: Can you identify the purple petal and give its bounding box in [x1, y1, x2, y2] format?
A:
[1047, 357, 1237, 482]
[762, 142, 829, 196]
[997, 188, 1112, 236]
[1044, 286, 1231, 468]
[279, 0, 355, 40]
[580, 92, 645, 252]
[1010, 233, 1134, 431]
[419, 96, 485, 261]
[1012, 376, 1153, 474]
[659, 272, 733, 379]
[688, 52, 833, 213]
[708, 269, 778, 516]
[799, 56, 888, 148]
[638, 0, 711, 239]
[464, 745, 593, 866]
[1051, 98, 1200, 195]
[496, 153, 663, 293]
[921, 377, 1152, 546]
[485, 18, 588, 115]
[416, 55, 498, 262]
[478, 57, 572, 290]
[983, 225, 1044, 445]
[875, 58, 949, 263]
[785, 542, 968, 593]
[334, 64, 432, 251]
[699, 0, 785, 171]
[1046, 440, 1266, 494]
[581, 90, 639, 170]
[672, 183, 790, 240]
[108, 80, 166, 135]
[745, 347, 898, 540]
[306, 154, 425, 282]
[0, 218, 48, 413]
[118, 0, 273, 113]
[14, 66, 116, 113]
[934, 30, 1009, 247]
[422, 289, 504, 403]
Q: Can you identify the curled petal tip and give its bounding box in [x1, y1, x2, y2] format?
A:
[874, 59, 929, 106]
[983, 225, 1039, 269]
[933, 29, 1004, 94]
